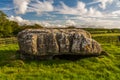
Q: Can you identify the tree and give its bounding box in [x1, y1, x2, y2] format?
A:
[0, 11, 20, 37]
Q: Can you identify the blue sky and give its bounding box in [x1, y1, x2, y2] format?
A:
[0, 0, 120, 28]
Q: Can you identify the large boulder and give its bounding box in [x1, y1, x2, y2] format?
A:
[17, 29, 102, 59]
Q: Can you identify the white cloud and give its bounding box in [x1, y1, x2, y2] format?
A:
[67, 16, 120, 28]
[57, 2, 78, 15]
[116, 1, 120, 7]
[87, 1, 100, 5]
[58, 1, 87, 15]
[0, 7, 13, 11]
[58, 1, 103, 17]
[13, 0, 30, 14]
[11, 0, 120, 28]
[87, 7, 103, 17]
[13, 0, 54, 15]
[8, 15, 120, 28]
[12, 0, 103, 17]
[8, 16, 53, 27]
[87, 19, 120, 28]
[76, 1, 88, 14]
[65, 20, 76, 26]
[112, 10, 120, 16]
[99, 0, 113, 9]
[8, 16, 73, 27]
[25, 0, 54, 15]
[8, 16, 31, 25]
[88, 0, 113, 9]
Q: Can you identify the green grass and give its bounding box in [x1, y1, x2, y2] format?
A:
[92, 33, 120, 37]
[0, 35, 120, 80]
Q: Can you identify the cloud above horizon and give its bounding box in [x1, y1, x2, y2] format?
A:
[13, 0, 103, 17]
[13, 0, 30, 14]
[2, 0, 120, 28]
[88, 0, 114, 9]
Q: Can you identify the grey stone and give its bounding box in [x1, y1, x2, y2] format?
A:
[17, 29, 102, 58]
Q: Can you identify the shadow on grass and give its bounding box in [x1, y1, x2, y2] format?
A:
[0, 50, 18, 66]
[22, 54, 101, 66]
[0, 49, 103, 67]
[0, 50, 16, 60]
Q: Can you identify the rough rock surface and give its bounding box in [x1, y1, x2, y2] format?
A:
[18, 29, 102, 58]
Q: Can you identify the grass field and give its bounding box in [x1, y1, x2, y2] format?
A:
[0, 33, 120, 80]
[92, 33, 120, 37]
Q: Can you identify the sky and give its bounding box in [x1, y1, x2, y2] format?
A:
[0, 0, 120, 28]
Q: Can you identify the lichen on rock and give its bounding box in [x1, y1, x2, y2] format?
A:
[17, 29, 102, 59]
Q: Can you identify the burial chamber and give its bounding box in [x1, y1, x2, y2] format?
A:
[17, 29, 102, 59]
